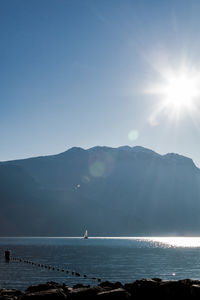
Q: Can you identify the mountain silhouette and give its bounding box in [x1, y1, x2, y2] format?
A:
[1, 146, 200, 236]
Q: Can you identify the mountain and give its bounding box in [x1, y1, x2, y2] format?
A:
[1, 146, 200, 236]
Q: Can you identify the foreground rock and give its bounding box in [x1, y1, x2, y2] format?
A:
[97, 288, 130, 299]
[25, 282, 69, 294]
[3, 278, 200, 299]
[22, 289, 67, 300]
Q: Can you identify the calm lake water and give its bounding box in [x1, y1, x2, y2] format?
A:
[1, 237, 200, 290]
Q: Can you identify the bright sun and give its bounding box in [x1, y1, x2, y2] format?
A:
[161, 73, 199, 110]
[147, 66, 200, 123]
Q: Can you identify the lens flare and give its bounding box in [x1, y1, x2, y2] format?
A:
[89, 151, 115, 178]
[128, 129, 139, 141]
[89, 161, 105, 177]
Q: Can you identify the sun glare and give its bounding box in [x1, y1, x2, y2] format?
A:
[146, 65, 200, 123]
[162, 73, 199, 110]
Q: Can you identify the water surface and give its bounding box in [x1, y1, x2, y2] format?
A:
[1, 237, 200, 290]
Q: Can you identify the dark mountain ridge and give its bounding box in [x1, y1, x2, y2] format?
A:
[0, 146, 200, 236]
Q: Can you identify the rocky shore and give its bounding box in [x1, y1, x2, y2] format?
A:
[2, 278, 200, 299]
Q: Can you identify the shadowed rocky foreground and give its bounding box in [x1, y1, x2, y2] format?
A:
[2, 278, 200, 299]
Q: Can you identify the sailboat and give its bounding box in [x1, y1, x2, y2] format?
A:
[84, 229, 88, 239]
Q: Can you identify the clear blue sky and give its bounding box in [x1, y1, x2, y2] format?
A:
[1, 0, 200, 165]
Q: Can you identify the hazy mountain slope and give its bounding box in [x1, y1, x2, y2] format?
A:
[0, 163, 143, 236]
[1, 146, 200, 236]
[0, 164, 45, 235]
[3, 147, 89, 190]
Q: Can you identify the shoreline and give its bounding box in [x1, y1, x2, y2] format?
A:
[2, 278, 200, 299]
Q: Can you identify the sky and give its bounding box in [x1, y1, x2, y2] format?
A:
[1, 0, 200, 165]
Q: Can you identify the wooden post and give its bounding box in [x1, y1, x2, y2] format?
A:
[5, 250, 11, 262]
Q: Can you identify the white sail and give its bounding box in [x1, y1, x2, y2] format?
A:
[84, 229, 88, 239]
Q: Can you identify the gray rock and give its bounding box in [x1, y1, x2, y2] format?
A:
[191, 284, 200, 297]
[21, 288, 66, 300]
[0, 290, 23, 297]
[97, 288, 131, 299]
[0, 289, 23, 300]
[125, 278, 160, 297]
[99, 281, 124, 290]
[68, 286, 103, 300]
[72, 284, 90, 289]
[159, 280, 191, 298]
[25, 282, 68, 294]
[0, 297, 17, 300]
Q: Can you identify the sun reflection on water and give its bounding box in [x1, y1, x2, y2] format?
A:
[91, 237, 200, 248]
[138, 237, 200, 248]
[90, 236, 200, 248]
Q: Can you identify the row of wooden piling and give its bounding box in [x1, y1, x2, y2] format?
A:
[11, 256, 102, 283]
